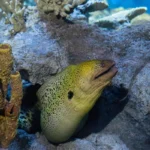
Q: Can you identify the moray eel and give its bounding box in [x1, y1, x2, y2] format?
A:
[36, 60, 117, 143]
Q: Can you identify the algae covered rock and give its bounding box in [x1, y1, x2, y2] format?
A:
[93, 7, 147, 28]
[78, 0, 108, 13]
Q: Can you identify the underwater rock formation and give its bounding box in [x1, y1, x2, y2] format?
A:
[0, 7, 65, 84]
[0, 44, 23, 148]
[78, 0, 108, 13]
[92, 7, 147, 28]
[0, 3, 150, 150]
[69, 0, 109, 21]
[0, 0, 25, 35]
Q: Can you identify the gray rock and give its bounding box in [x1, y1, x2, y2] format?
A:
[9, 131, 129, 150]
[94, 7, 147, 28]
[93, 134, 129, 150]
[44, 16, 150, 149]
[69, 9, 87, 22]
[128, 63, 150, 120]
[57, 134, 129, 150]
[78, 0, 108, 13]
[0, 7, 68, 84]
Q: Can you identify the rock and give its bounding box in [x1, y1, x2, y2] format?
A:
[9, 130, 129, 150]
[0, 7, 68, 84]
[9, 130, 56, 150]
[88, 9, 110, 24]
[57, 134, 129, 150]
[57, 138, 96, 150]
[131, 13, 150, 25]
[78, 0, 108, 13]
[129, 63, 150, 120]
[92, 134, 129, 150]
[93, 7, 147, 28]
[9, 129, 36, 150]
[45, 17, 150, 148]
[69, 9, 87, 22]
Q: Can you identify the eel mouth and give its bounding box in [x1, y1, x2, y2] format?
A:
[94, 63, 118, 80]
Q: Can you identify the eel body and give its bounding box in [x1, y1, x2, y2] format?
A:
[36, 60, 117, 143]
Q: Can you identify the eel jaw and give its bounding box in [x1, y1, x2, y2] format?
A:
[93, 62, 118, 81]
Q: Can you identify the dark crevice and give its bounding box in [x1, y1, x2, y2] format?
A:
[0, 79, 5, 99]
[21, 83, 41, 109]
[19, 69, 30, 81]
[19, 81, 41, 133]
[75, 85, 129, 139]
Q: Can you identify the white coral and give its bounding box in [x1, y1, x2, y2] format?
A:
[0, 0, 25, 35]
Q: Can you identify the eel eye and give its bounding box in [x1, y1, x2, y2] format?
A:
[68, 91, 74, 100]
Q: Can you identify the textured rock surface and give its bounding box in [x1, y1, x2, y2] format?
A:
[0, 6, 150, 150]
[131, 13, 150, 25]
[9, 130, 130, 150]
[43, 15, 150, 149]
[130, 63, 150, 120]
[90, 7, 147, 28]
[78, 0, 108, 13]
[45, 17, 150, 122]
[0, 8, 68, 84]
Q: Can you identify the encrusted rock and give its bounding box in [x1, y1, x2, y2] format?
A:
[78, 0, 108, 13]
[0, 8, 68, 84]
[129, 63, 150, 120]
[93, 7, 147, 28]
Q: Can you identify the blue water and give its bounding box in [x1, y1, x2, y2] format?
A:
[107, 0, 150, 13]
[24, 0, 36, 6]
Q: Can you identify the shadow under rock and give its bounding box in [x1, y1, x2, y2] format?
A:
[75, 85, 129, 138]
[19, 82, 41, 133]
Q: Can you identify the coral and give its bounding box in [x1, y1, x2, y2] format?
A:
[0, 44, 23, 148]
[0, 0, 25, 35]
[35, 0, 87, 17]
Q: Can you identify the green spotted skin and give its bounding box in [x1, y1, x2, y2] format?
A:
[37, 66, 81, 143]
[36, 60, 117, 143]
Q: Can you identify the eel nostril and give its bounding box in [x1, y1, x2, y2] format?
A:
[101, 62, 105, 68]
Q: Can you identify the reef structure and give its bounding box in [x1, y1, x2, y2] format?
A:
[35, 0, 87, 17]
[0, 44, 23, 148]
